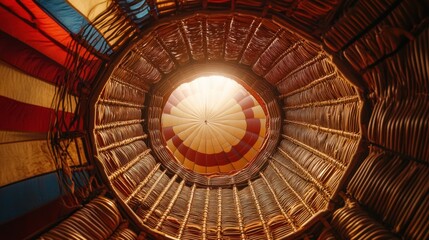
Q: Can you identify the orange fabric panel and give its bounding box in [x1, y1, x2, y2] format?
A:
[0, 31, 67, 84]
[0, 6, 69, 66]
[0, 5, 102, 81]
[3, 1, 100, 59]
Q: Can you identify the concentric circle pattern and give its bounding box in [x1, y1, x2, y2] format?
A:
[162, 76, 267, 175]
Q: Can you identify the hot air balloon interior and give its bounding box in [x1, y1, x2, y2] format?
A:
[0, 0, 428, 239]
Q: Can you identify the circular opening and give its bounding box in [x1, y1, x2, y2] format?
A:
[161, 75, 269, 176]
[147, 63, 281, 185]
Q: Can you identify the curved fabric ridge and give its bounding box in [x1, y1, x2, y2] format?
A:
[35, 0, 112, 54]
[2, 1, 100, 60]
[0, 6, 70, 66]
[0, 31, 66, 84]
[162, 76, 267, 175]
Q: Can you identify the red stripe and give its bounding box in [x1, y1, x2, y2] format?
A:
[162, 126, 176, 140]
[2, 1, 100, 61]
[0, 31, 66, 84]
[164, 116, 261, 166]
[0, 6, 101, 81]
[243, 108, 255, 118]
[163, 91, 264, 167]
[0, 6, 69, 66]
[0, 96, 81, 132]
[236, 95, 255, 110]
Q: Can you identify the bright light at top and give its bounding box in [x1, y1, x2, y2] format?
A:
[181, 75, 245, 100]
[191, 75, 237, 85]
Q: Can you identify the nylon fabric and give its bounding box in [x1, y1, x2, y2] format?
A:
[0, 61, 76, 112]
[0, 6, 70, 66]
[0, 31, 66, 84]
[0, 96, 79, 132]
[0, 173, 61, 224]
[0, 131, 46, 144]
[0, 140, 55, 187]
[35, 0, 112, 54]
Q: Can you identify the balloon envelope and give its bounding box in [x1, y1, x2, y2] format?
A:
[162, 76, 267, 175]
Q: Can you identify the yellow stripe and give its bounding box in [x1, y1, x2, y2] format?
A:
[0, 138, 87, 187]
[0, 139, 54, 186]
[0, 60, 76, 112]
[0, 131, 46, 144]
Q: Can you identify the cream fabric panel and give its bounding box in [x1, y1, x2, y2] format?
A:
[0, 131, 46, 144]
[0, 140, 54, 186]
[67, 0, 121, 45]
[0, 60, 76, 112]
[67, 0, 110, 19]
[0, 137, 86, 187]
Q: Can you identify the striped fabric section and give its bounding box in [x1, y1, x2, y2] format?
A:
[0, 61, 82, 186]
[0, 31, 67, 84]
[35, 0, 113, 54]
[0, 6, 70, 66]
[0, 0, 106, 222]
[0, 4, 102, 82]
[2, 1, 98, 58]
[0, 61, 76, 111]
[162, 76, 267, 175]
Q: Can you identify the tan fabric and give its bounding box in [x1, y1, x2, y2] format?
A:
[0, 137, 86, 187]
[0, 60, 76, 112]
[0, 139, 54, 186]
[0, 130, 46, 144]
[67, 0, 120, 45]
[67, 0, 110, 19]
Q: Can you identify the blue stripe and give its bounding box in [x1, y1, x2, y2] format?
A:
[0, 172, 61, 224]
[0, 171, 91, 224]
[35, 0, 112, 54]
[118, 0, 150, 26]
